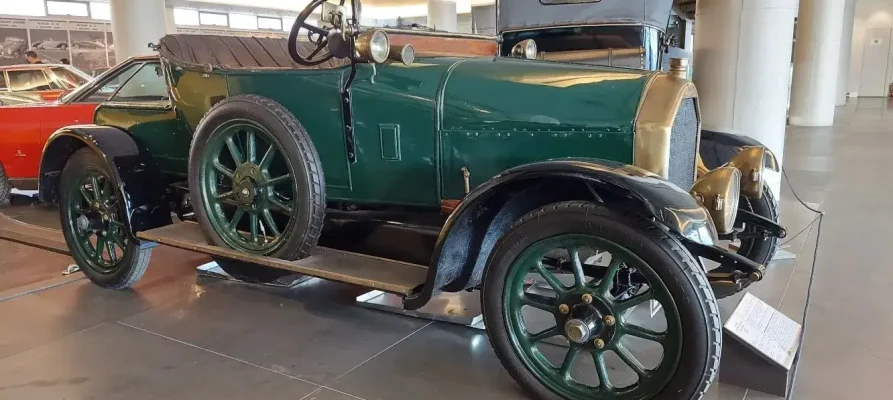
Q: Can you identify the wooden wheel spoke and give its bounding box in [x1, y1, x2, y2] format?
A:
[534, 262, 567, 295]
[528, 326, 561, 343]
[597, 258, 623, 296]
[269, 197, 293, 215]
[262, 210, 281, 237]
[225, 137, 244, 165]
[214, 160, 234, 178]
[616, 289, 654, 312]
[558, 346, 581, 379]
[593, 351, 613, 391]
[229, 208, 245, 229]
[520, 293, 557, 312]
[266, 174, 291, 187]
[614, 343, 648, 377]
[623, 323, 666, 344]
[250, 214, 259, 242]
[106, 240, 118, 263]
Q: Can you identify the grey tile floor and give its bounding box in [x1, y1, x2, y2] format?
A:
[0, 98, 888, 399]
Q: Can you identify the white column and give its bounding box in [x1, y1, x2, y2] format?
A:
[683, 21, 695, 51]
[109, 0, 167, 60]
[165, 6, 177, 35]
[788, 0, 847, 126]
[693, 0, 799, 196]
[836, 0, 856, 106]
[427, 0, 457, 32]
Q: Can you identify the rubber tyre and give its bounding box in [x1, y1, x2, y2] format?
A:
[714, 184, 780, 299]
[59, 149, 153, 289]
[0, 163, 10, 205]
[189, 95, 325, 281]
[483, 201, 721, 400]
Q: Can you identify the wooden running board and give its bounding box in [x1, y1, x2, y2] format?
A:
[137, 223, 429, 296]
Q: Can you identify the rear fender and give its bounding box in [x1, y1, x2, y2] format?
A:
[403, 159, 717, 310]
[38, 125, 171, 242]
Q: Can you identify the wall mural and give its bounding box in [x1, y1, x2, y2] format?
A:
[0, 18, 113, 76]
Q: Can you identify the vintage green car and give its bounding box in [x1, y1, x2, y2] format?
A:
[36, 1, 785, 399]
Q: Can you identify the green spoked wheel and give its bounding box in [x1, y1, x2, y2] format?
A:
[199, 119, 297, 253]
[189, 95, 325, 283]
[59, 149, 152, 289]
[484, 202, 721, 400]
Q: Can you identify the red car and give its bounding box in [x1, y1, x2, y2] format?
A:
[1, 63, 92, 102]
[0, 56, 160, 202]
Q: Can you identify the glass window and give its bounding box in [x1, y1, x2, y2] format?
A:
[4, 0, 46, 16]
[73, 63, 141, 103]
[200, 12, 229, 27]
[49, 67, 88, 89]
[258, 17, 282, 31]
[174, 8, 200, 26]
[7, 69, 59, 92]
[229, 13, 258, 30]
[0, 73, 7, 91]
[89, 2, 110, 20]
[110, 63, 169, 102]
[47, 1, 89, 17]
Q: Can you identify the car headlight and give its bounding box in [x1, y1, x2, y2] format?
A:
[356, 29, 390, 64]
[511, 39, 537, 60]
[726, 146, 771, 199]
[690, 166, 741, 234]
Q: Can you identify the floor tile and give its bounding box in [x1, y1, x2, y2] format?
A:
[0, 239, 73, 293]
[301, 388, 366, 400]
[0, 322, 318, 400]
[0, 294, 103, 359]
[120, 278, 430, 384]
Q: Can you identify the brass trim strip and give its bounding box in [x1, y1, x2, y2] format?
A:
[632, 73, 700, 182]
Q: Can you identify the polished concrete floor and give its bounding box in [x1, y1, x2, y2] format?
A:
[0, 98, 887, 399]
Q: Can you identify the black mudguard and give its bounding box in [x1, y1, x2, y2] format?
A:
[699, 129, 769, 170]
[38, 125, 171, 242]
[404, 158, 717, 310]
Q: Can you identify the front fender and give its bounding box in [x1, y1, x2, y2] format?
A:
[404, 158, 717, 310]
[38, 125, 171, 242]
[699, 130, 780, 171]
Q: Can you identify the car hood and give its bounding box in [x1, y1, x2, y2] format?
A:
[438, 57, 652, 132]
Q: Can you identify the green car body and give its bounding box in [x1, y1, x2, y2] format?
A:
[99, 56, 655, 207]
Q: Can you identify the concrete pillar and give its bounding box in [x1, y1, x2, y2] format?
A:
[427, 0, 457, 32]
[836, 0, 856, 106]
[683, 20, 695, 51]
[165, 6, 177, 35]
[109, 0, 167, 60]
[692, 0, 799, 196]
[788, 0, 847, 126]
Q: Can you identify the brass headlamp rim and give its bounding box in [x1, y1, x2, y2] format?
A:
[355, 29, 390, 64]
[690, 166, 741, 234]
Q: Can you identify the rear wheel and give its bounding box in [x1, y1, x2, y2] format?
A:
[483, 202, 720, 400]
[59, 149, 152, 289]
[189, 95, 325, 282]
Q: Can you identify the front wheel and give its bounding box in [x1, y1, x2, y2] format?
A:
[483, 201, 720, 400]
[59, 149, 152, 289]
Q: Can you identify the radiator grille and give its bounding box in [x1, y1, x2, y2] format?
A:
[667, 98, 699, 190]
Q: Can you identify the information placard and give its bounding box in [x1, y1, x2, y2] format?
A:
[724, 293, 801, 370]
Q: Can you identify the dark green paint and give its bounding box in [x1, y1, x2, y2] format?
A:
[503, 234, 682, 399]
[199, 119, 297, 253]
[64, 166, 128, 273]
[95, 54, 654, 207]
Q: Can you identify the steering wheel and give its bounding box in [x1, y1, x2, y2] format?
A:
[288, 0, 361, 66]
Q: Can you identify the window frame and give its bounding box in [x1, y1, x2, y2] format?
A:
[46, 0, 90, 17]
[0, 72, 8, 92]
[66, 60, 144, 104]
[258, 16, 283, 31]
[105, 61, 170, 103]
[199, 11, 230, 27]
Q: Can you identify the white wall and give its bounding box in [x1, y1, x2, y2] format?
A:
[848, 0, 893, 96]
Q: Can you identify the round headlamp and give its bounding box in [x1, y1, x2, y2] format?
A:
[511, 39, 538, 60]
[356, 29, 390, 64]
[690, 166, 741, 234]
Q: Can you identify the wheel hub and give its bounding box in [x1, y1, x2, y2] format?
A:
[235, 179, 259, 205]
[559, 293, 617, 346]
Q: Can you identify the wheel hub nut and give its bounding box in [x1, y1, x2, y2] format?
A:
[604, 315, 615, 326]
[593, 338, 605, 349]
[582, 294, 593, 304]
[565, 319, 591, 344]
[558, 304, 570, 314]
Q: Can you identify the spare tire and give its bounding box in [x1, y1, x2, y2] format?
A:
[188, 95, 325, 282]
